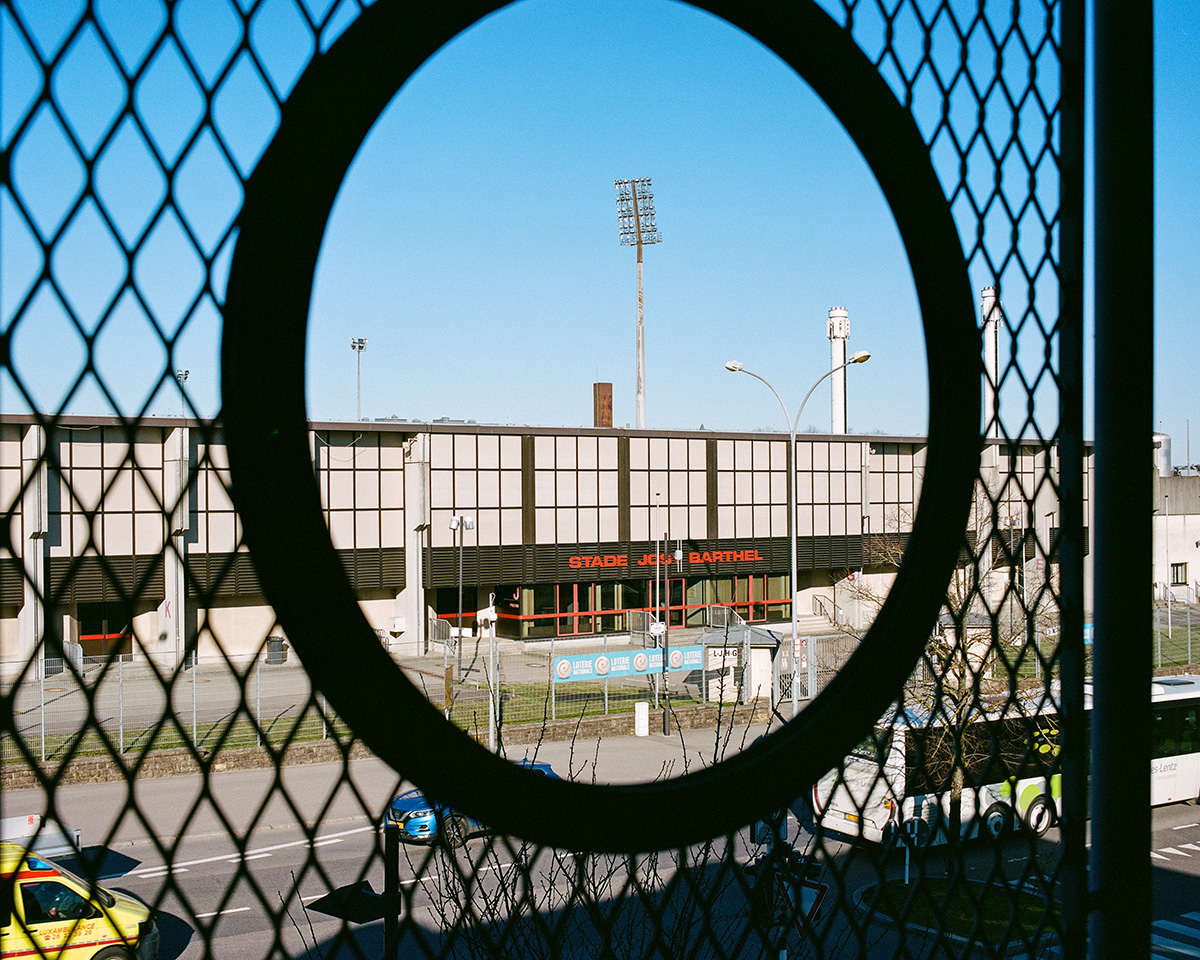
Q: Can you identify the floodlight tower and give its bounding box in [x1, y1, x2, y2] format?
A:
[350, 338, 367, 420]
[614, 178, 661, 430]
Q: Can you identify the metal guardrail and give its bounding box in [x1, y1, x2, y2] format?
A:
[705, 604, 746, 629]
[811, 595, 841, 625]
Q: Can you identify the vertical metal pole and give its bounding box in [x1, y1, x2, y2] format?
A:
[322, 692, 327, 740]
[40, 655, 46, 762]
[119, 658, 124, 754]
[1091, 0, 1154, 955]
[603, 633, 609, 715]
[383, 822, 399, 958]
[456, 522, 464, 678]
[488, 612, 497, 751]
[256, 658, 262, 747]
[791, 424, 800, 711]
[193, 652, 198, 746]
[633, 183, 646, 430]
[550, 636, 556, 721]
[1057, 0, 1089, 947]
[1167, 495, 1173, 641]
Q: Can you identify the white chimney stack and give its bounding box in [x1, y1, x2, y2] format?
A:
[980, 287, 1001, 438]
[828, 307, 850, 434]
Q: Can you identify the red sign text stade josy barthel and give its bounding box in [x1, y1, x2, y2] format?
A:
[567, 549, 764, 570]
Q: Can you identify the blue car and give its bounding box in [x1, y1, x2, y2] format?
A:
[385, 759, 561, 846]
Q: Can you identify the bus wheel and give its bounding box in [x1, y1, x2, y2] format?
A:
[1023, 796, 1055, 838]
[981, 803, 1012, 840]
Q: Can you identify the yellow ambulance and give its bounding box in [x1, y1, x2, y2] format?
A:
[1, 842, 159, 959]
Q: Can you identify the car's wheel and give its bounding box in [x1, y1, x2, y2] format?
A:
[91, 947, 134, 960]
[981, 802, 1013, 840]
[1023, 796, 1056, 838]
[443, 815, 469, 848]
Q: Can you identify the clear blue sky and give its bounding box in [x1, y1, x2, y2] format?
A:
[2, 0, 1197, 454]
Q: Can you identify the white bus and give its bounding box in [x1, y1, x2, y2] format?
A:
[812, 675, 1200, 846]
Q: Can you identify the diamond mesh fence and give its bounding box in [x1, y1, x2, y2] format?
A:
[0, 0, 1095, 958]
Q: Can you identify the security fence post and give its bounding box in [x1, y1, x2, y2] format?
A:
[39, 652, 45, 762]
[119, 658, 124, 754]
[603, 634, 609, 715]
[256, 657, 262, 747]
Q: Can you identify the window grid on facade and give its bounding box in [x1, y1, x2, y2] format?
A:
[315, 431, 405, 553]
[628, 436, 706, 543]
[430, 432, 521, 547]
[867, 442, 922, 537]
[713, 437, 785, 541]
[796, 439, 867, 539]
[531, 435, 620, 546]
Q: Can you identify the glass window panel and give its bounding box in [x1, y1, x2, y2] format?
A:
[476, 434, 499, 469]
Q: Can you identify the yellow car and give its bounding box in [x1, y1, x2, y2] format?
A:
[1, 842, 159, 959]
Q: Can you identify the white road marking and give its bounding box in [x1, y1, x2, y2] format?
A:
[1160, 847, 1191, 857]
[1181, 844, 1200, 852]
[1172, 823, 1199, 830]
[130, 825, 373, 876]
[1152, 851, 1170, 860]
[135, 867, 189, 878]
[1155, 919, 1200, 940]
[1152, 932, 1200, 957]
[195, 906, 252, 919]
[228, 853, 273, 863]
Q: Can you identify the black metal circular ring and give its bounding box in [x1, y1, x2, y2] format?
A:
[221, 0, 980, 853]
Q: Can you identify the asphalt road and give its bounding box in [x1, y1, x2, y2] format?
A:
[8, 727, 1199, 959]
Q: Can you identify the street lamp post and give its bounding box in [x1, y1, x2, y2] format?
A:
[350, 338, 367, 420]
[654, 492, 663, 711]
[174, 370, 189, 664]
[449, 516, 474, 683]
[725, 350, 871, 715]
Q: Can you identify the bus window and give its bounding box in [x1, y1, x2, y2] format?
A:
[1154, 705, 1183, 758]
[849, 728, 893, 764]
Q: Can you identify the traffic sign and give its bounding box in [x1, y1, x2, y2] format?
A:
[775, 873, 827, 941]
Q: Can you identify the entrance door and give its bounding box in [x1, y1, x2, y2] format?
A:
[733, 575, 768, 623]
[557, 583, 594, 636]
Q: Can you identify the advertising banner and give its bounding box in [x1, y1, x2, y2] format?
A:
[553, 645, 705, 683]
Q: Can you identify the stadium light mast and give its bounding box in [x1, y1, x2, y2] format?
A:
[350, 338, 367, 420]
[614, 178, 661, 430]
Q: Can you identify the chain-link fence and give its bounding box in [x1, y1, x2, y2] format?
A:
[2, 0, 1158, 956]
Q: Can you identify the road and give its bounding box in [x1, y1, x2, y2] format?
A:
[8, 729, 1200, 958]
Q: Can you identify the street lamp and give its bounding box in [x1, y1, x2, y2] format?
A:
[173, 369, 189, 665]
[350, 338, 367, 420]
[725, 350, 871, 714]
[614, 178, 661, 430]
[449, 515, 474, 681]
